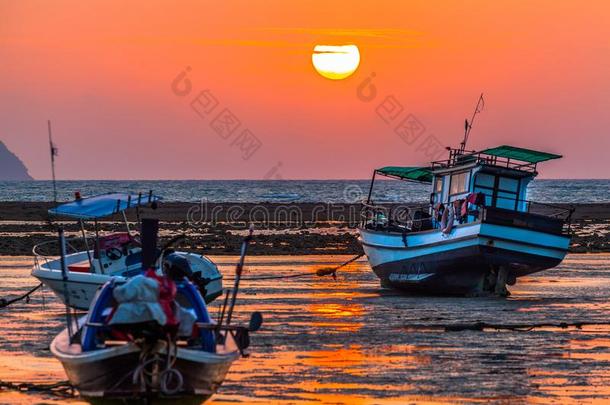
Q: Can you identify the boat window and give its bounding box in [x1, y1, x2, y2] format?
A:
[474, 188, 493, 206]
[449, 172, 469, 195]
[499, 177, 518, 193]
[431, 176, 444, 204]
[496, 191, 517, 209]
[473, 173, 494, 205]
[474, 173, 495, 188]
[434, 177, 443, 193]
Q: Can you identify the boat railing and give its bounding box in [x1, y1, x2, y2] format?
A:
[361, 198, 574, 233]
[32, 236, 96, 270]
[491, 195, 575, 232]
[491, 195, 574, 220]
[360, 202, 434, 231]
[431, 148, 538, 173]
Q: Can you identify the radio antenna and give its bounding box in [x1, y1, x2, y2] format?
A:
[48, 120, 59, 203]
[459, 93, 485, 153]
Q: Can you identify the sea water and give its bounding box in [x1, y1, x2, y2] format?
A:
[0, 179, 609, 203]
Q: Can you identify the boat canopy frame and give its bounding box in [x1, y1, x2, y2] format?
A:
[363, 144, 570, 230]
[43, 191, 160, 274]
[48, 192, 160, 220]
[366, 167, 433, 204]
[375, 166, 434, 183]
[431, 145, 562, 174]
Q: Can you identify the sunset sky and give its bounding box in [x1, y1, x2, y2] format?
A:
[1, 0, 609, 179]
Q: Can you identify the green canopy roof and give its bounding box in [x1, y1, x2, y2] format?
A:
[376, 166, 433, 183]
[481, 145, 562, 163]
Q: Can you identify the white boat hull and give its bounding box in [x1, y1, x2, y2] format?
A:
[359, 221, 571, 294]
[51, 324, 238, 399]
[32, 251, 223, 310]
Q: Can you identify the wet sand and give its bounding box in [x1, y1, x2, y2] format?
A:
[0, 202, 608, 255]
[1, 254, 610, 404]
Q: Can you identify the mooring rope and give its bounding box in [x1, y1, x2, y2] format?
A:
[316, 254, 364, 277]
[224, 254, 365, 281]
[0, 380, 74, 398]
[404, 320, 610, 332]
[0, 283, 43, 309]
[159, 338, 183, 395]
[109, 338, 183, 396]
[225, 271, 318, 281]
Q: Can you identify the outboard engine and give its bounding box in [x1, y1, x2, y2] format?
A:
[163, 253, 213, 298]
[163, 253, 194, 280]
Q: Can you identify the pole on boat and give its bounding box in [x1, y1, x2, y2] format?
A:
[140, 218, 159, 270]
[58, 228, 75, 340]
[79, 220, 94, 270]
[225, 224, 254, 326]
[93, 219, 104, 274]
[366, 170, 376, 205]
[122, 196, 132, 234]
[459, 93, 485, 154]
[48, 120, 58, 203]
[122, 210, 131, 234]
[136, 193, 142, 229]
[217, 290, 231, 332]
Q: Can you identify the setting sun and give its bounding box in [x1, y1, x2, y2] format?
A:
[312, 45, 360, 80]
[1, 2, 610, 403]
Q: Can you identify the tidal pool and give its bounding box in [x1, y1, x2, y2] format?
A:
[1, 254, 609, 404]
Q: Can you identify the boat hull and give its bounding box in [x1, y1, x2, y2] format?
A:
[51, 328, 238, 399]
[359, 222, 570, 295]
[33, 271, 223, 310]
[32, 251, 223, 310]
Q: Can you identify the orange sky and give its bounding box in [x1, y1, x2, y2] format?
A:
[1, 0, 609, 179]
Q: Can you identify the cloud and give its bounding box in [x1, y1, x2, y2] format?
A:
[256, 27, 427, 48]
[260, 27, 422, 38]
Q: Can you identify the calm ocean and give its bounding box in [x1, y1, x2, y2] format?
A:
[0, 179, 608, 204]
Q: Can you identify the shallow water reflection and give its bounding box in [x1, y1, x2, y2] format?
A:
[1, 254, 610, 404]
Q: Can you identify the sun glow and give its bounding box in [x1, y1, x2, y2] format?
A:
[312, 45, 360, 80]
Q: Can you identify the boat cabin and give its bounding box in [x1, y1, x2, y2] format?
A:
[364, 145, 570, 233]
[429, 145, 561, 213]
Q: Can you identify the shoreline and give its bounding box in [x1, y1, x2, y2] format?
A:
[0, 201, 608, 255]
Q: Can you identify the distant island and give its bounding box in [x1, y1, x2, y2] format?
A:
[0, 141, 33, 180]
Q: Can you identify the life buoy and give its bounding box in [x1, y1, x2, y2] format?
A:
[442, 204, 456, 234]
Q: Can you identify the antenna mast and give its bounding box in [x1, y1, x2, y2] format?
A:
[48, 120, 58, 203]
[459, 93, 485, 154]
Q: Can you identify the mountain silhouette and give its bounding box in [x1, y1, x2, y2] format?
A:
[0, 141, 33, 180]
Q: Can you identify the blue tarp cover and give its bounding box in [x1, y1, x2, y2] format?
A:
[48, 192, 160, 219]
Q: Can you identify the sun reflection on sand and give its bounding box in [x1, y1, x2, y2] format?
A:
[307, 266, 367, 332]
[0, 351, 89, 404]
[214, 344, 439, 404]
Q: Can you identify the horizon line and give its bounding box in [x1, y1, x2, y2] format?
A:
[3, 178, 610, 182]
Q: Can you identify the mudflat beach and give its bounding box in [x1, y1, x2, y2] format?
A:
[0, 202, 608, 256]
[2, 254, 610, 404]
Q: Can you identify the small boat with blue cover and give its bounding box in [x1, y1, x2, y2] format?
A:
[32, 192, 223, 309]
[359, 145, 574, 296]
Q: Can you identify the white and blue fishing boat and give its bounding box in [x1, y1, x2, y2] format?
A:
[359, 145, 574, 296]
[32, 192, 223, 309]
